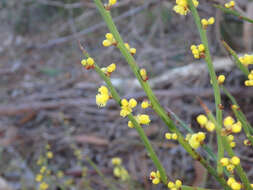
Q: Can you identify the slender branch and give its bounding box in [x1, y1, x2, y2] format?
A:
[214, 4, 253, 24]
[221, 41, 249, 77]
[187, 0, 224, 175]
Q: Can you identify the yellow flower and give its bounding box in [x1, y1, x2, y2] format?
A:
[149, 171, 161, 185]
[239, 54, 253, 66]
[230, 156, 240, 166]
[191, 44, 205, 59]
[103, 33, 116, 47]
[81, 57, 95, 69]
[96, 86, 110, 107]
[136, 114, 151, 125]
[124, 43, 136, 55]
[245, 70, 253, 86]
[227, 177, 236, 186]
[224, 116, 235, 129]
[39, 182, 49, 190]
[173, 0, 199, 15]
[141, 100, 150, 109]
[167, 179, 182, 190]
[35, 174, 43, 182]
[46, 151, 53, 159]
[188, 132, 205, 149]
[226, 164, 235, 172]
[120, 98, 137, 117]
[205, 121, 215, 132]
[220, 157, 229, 166]
[108, 0, 117, 6]
[198, 44, 205, 52]
[231, 182, 241, 190]
[140, 68, 148, 81]
[225, 1, 235, 9]
[40, 166, 47, 174]
[111, 157, 122, 166]
[201, 17, 215, 29]
[172, 133, 178, 140]
[106, 63, 116, 74]
[231, 121, 242, 133]
[218, 75, 226, 84]
[128, 120, 134, 128]
[196, 114, 208, 126]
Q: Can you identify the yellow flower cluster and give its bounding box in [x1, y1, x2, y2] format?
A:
[167, 180, 182, 190]
[141, 100, 150, 109]
[191, 44, 205, 59]
[239, 54, 253, 66]
[120, 98, 137, 117]
[111, 157, 129, 181]
[81, 57, 95, 70]
[140, 68, 148, 81]
[125, 43, 136, 55]
[149, 170, 161, 184]
[225, 1, 235, 9]
[218, 74, 226, 84]
[220, 156, 240, 172]
[227, 177, 242, 190]
[223, 116, 242, 134]
[201, 17, 215, 29]
[165, 133, 178, 140]
[101, 63, 116, 76]
[173, 0, 199, 16]
[96, 86, 110, 107]
[128, 114, 151, 128]
[186, 132, 206, 149]
[245, 70, 253, 86]
[103, 33, 116, 47]
[196, 114, 215, 132]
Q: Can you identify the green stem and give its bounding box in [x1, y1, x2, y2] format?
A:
[206, 110, 252, 190]
[93, 0, 229, 188]
[214, 4, 253, 24]
[187, 0, 224, 175]
[81, 50, 168, 183]
[221, 41, 249, 77]
[182, 185, 221, 190]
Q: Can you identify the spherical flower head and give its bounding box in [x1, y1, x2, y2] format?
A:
[230, 141, 236, 148]
[111, 157, 122, 165]
[191, 45, 197, 50]
[205, 121, 215, 132]
[227, 134, 234, 141]
[193, 0, 199, 7]
[103, 39, 111, 47]
[227, 177, 236, 186]
[168, 181, 175, 189]
[137, 114, 151, 125]
[141, 100, 150, 109]
[201, 19, 208, 28]
[36, 174, 43, 182]
[152, 178, 160, 184]
[108, 0, 117, 6]
[172, 133, 178, 140]
[198, 44, 205, 52]
[47, 151, 53, 159]
[40, 166, 47, 174]
[150, 171, 160, 185]
[245, 80, 253, 86]
[230, 156, 240, 166]
[96, 93, 109, 107]
[87, 57, 94, 66]
[107, 63, 116, 73]
[226, 164, 235, 172]
[197, 132, 206, 141]
[39, 182, 49, 190]
[175, 180, 182, 188]
[140, 68, 148, 81]
[218, 75, 226, 84]
[98, 86, 109, 94]
[106, 33, 113, 40]
[81, 59, 87, 66]
[176, 0, 187, 7]
[231, 122, 242, 133]
[224, 116, 235, 128]
[208, 17, 215, 25]
[225, 1, 235, 8]
[113, 167, 121, 177]
[231, 182, 241, 190]
[128, 121, 134, 128]
[220, 157, 229, 166]
[196, 114, 208, 126]
[173, 5, 187, 16]
[130, 48, 136, 55]
[189, 134, 200, 149]
[165, 133, 172, 140]
[244, 139, 251, 146]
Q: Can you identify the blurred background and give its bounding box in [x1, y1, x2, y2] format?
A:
[0, 0, 252, 189]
